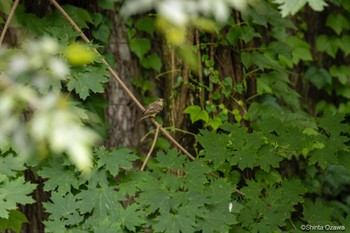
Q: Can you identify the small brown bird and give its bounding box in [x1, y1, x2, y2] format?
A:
[138, 98, 164, 122]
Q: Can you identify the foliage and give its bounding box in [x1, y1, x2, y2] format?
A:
[0, 38, 99, 171]
[273, 0, 328, 17]
[20, 109, 350, 233]
[38, 147, 238, 233]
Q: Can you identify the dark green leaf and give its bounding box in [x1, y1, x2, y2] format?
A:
[302, 198, 333, 224]
[141, 53, 162, 72]
[115, 204, 146, 232]
[316, 35, 339, 58]
[156, 149, 186, 170]
[96, 147, 139, 177]
[329, 65, 350, 85]
[198, 130, 229, 168]
[135, 17, 155, 36]
[154, 207, 197, 233]
[326, 13, 349, 35]
[287, 36, 312, 63]
[304, 67, 332, 89]
[0, 210, 28, 233]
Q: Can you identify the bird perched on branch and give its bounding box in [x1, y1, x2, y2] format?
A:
[138, 98, 164, 122]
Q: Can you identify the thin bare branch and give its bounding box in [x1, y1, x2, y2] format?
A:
[151, 118, 195, 160]
[140, 125, 160, 171]
[0, 0, 20, 47]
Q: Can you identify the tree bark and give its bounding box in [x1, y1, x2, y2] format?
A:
[105, 13, 143, 148]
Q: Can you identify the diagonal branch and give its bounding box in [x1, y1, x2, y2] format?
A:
[0, 0, 20, 47]
[49, 0, 195, 160]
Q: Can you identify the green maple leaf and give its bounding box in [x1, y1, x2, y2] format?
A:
[76, 182, 123, 215]
[138, 186, 171, 214]
[44, 218, 67, 233]
[162, 173, 184, 192]
[184, 160, 211, 191]
[309, 139, 342, 169]
[257, 145, 283, 171]
[96, 146, 139, 176]
[153, 206, 197, 233]
[280, 178, 306, 205]
[308, 113, 349, 168]
[118, 171, 142, 196]
[156, 149, 186, 170]
[44, 192, 84, 226]
[197, 206, 236, 233]
[0, 155, 25, 177]
[67, 66, 109, 100]
[115, 204, 146, 232]
[198, 130, 229, 168]
[302, 198, 333, 224]
[136, 173, 186, 214]
[85, 215, 122, 233]
[205, 179, 233, 205]
[317, 112, 348, 136]
[38, 160, 79, 194]
[232, 132, 266, 170]
[241, 180, 263, 201]
[0, 175, 36, 218]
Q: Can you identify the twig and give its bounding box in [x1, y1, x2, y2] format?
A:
[289, 218, 297, 230]
[235, 188, 245, 196]
[49, 0, 195, 160]
[151, 118, 195, 160]
[163, 126, 197, 137]
[195, 29, 205, 109]
[0, 0, 20, 47]
[140, 125, 160, 171]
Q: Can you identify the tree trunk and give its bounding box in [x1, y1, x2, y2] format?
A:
[105, 13, 143, 148]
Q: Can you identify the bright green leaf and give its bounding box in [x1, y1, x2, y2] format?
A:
[130, 38, 151, 60]
[184, 105, 209, 123]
